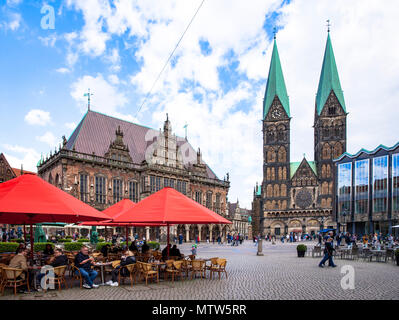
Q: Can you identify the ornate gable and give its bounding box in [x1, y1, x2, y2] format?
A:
[265, 96, 290, 122]
[291, 158, 317, 187]
[104, 126, 133, 162]
[0, 153, 17, 183]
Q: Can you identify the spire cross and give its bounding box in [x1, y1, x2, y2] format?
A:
[326, 19, 331, 33]
[84, 88, 93, 111]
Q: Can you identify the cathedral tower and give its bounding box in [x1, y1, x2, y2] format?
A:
[314, 32, 348, 209]
[262, 37, 291, 211]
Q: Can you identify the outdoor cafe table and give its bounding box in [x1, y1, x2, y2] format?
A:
[28, 265, 43, 290]
[93, 262, 113, 285]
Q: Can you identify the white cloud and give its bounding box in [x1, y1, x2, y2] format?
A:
[64, 122, 77, 130]
[38, 34, 57, 47]
[36, 131, 59, 147]
[2, 144, 40, 172]
[1, 12, 21, 31]
[24, 109, 51, 126]
[56, 67, 70, 74]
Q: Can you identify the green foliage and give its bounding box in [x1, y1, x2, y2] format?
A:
[57, 239, 72, 243]
[33, 243, 55, 252]
[96, 242, 112, 251]
[10, 239, 24, 243]
[296, 244, 307, 252]
[65, 235, 73, 239]
[148, 241, 160, 250]
[0, 242, 19, 253]
[64, 242, 84, 251]
[77, 238, 90, 243]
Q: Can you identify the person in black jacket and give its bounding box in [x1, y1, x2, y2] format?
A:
[169, 245, 181, 258]
[107, 250, 136, 286]
[43, 244, 54, 256]
[128, 241, 138, 253]
[318, 237, 337, 268]
[100, 244, 110, 257]
[141, 241, 150, 254]
[37, 249, 68, 290]
[74, 246, 98, 289]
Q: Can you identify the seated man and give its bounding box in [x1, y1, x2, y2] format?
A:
[107, 250, 136, 287]
[141, 241, 150, 254]
[161, 244, 172, 260]
[9, 248, 34, 293]
[170, 245, 181, 258]
[37, 248, 68, 290]
[74, 246, 99, 289]
[128, 241, 138, 253]
[100, 244, 111, 258]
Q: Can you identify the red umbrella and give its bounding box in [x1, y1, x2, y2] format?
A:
[113, 187, 232, 257]
[0, 174, 110, 257]
[79, 199, 166, 247]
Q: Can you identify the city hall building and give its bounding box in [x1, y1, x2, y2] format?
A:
[37, 110, 230, 241]
[334, 142, 399, 236]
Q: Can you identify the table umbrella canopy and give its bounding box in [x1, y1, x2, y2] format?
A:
[0, 174, 110, 224]
[79, 199, 166, 227]
[113, 187, 233, 225]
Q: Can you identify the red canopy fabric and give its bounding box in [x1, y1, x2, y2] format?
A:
[113, 187, 232, 225]
[79, 199, 167, 227]
[0, 174, 109, 224]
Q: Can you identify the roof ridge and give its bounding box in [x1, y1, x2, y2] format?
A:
[334, 141, 399, 161]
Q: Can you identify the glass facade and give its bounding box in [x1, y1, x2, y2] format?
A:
[372, 156, 388, 213]
[354, 159, 369, 214]
[338, 163, 352, 214]
[393, 153, 399, 212]
[95, 176, 106, 204]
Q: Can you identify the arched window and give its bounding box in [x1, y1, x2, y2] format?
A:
[271, 167, 275, 180]
[283, 167, 287, 180]
[266, 185, 273, 198]
[267, 147, 276, 163]
[278, 167, 283, 180]
[48, 173, 53, 185]
[333, 142, 343, 159]
[326, 164, 331, 177]
[281, 184, 287, 197]
[278, 147, 286, 163]
[322, 182, 329, 195]
[267, 126, 276, 143]
[322, 143, 331, 160]
[277, 125, 285, 141]
[273, 184, 280, 197]
[266, 168, 271, 180]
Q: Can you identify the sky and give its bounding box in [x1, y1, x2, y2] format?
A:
[1, 0, 399, 209]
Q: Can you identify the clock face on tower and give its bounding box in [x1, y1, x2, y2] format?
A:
[271, 108, 282, 119]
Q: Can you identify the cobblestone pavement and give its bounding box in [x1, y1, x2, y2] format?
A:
[1, 241, 398, 300]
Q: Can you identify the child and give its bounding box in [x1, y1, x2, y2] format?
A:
[191, 244, 197, 256]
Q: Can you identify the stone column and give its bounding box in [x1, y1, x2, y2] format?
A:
[198, 225, 202, 242]
[185, 224, 190, 242]
[209, 225, 213, 242]
[145, 227, 150, 241]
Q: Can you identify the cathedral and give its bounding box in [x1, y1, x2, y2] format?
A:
[252, 31, 347, 237]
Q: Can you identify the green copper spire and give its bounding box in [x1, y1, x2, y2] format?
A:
[263, 39, 290, 119]
[316, 33, 346, 115]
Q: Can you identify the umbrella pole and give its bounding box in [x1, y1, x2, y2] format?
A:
[30, 224, 34, 260]
[167, 223, 170, 259]
[126, 226, 129, 248]
[23, 224, 26, 243]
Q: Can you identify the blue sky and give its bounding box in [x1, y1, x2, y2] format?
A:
[1, 0, 399, 208]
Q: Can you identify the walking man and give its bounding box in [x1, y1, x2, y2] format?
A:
[318, 237, 337, 268]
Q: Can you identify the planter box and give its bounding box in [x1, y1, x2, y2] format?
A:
[297, 251, 306, 258]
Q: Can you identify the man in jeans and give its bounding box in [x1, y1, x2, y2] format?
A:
[318, 237, 337, 268]
[74, 246, 99, 289]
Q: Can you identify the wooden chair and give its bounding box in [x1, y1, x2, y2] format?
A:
[210, 259, 227, 280]
[1, 267, 29, 295]
[118, 264, 136, 287]
[0, 264, 6, 293]
[49, 265, 68, 291]
[188, 254, 196, 260]
[70, 263, 83, 288]
[165, 261, 184, 282]
[206, 257, 219, 274]
[190, 260, 206, 280]
[181, 259, 192, 278]
[141, 262, 159, 285]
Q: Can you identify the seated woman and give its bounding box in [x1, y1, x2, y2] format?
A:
[170, 245, 181, 258]
[107, 250, 136, 287]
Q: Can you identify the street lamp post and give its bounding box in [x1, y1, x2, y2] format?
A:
[257, 204, 264, 256]
[342, 211, 347, 233]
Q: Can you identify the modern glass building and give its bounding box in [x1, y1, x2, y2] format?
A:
[334, 142, 399, 236]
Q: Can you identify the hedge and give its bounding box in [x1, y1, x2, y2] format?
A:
[10, 239, 24, 243]
[33, 243, 55, 252]
[0, 242, 19, 253]
[65, 235, 73, 239]
[64, 242, 84, 251]
[148, 241, 160, 250]
[77, 239, 90, 243]
[96, 242, 112, 251]
[57, 239, 72, 243]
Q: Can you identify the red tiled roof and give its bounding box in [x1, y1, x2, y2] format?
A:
[66, 110, 218, 180]
[11, 168, 36, 177]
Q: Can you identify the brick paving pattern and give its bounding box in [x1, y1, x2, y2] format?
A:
[1, 241, 398, 300]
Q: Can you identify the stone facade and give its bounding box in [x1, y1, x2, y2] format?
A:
[37, 111, 230, 242]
